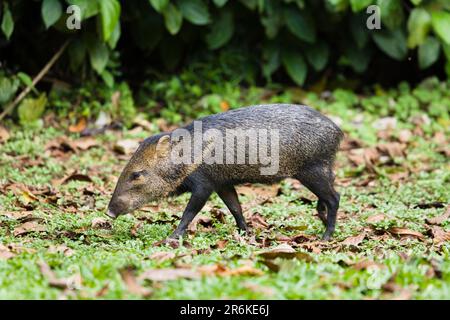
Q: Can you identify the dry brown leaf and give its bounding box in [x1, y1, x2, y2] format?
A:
[0, 245, 15, 260]
[188, 214, 213, 234]
[377, 142, 406, 159]
[388, 170, 409, 182]
[348, 147, 379, 170]
[237, 183, 279, 199]
[72, 137, 98, 151]
[52, 171, 93, 186]
[133, 117, 154, 131]
[91, 217, 112, 230]
[425, 206, 450, 225]
[210, 207, 227, 224]
[0, 211, 34, 221]
[139, 268, 200, 282]
[38, 261, 80, 290]
[6, 184, 39, 206]
[432, 131, 447, 144]
[69, 118, 87, 133]
[212, 240, 228, 249]
[242, 282, 274, 296]
[130, 221, 143, 237]
[373, 117, 397, 131]
[340, 137, 363, 151]
[428, 226, 450, 245]
[258, 244, 313, 261]
[0, 125, 10, 143]
[96, 283, 110, 297]
[248, 213, 269, 229]
[367, 213, 386, 224]
[47, 244, 74, 257]
[197, 264, 263, 277]
[341, 233, 365, 246]
[397, 129, 412, 143]
[389, 227, 425, 240]
[148, 251, 176, 262]
[13, 221, 46, 236]
[120, 267, 152, 297]
[113, 139, 140, 155]
[153, 238, 181, 249]
[155, 118, 178, 132]
[390, 289, 413, 300]
[352, 259, 384, 271]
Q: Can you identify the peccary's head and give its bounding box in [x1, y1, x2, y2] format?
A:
[106, 134, 188, 218]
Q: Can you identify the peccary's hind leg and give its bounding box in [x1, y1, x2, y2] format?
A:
[217, 186, 248, 232]
[316, 200, 328, 226]
[168, 187, 212, 239]
[296, 164, 340, 241]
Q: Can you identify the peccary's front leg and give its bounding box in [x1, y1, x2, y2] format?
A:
[168, 187, 212, 239]
[217, 186, 248, 232]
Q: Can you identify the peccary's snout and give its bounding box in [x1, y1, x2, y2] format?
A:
[105, 196, 129, 219]
[105, 208, 118, 219]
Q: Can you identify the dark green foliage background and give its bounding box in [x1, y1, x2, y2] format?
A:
[1, 0, 450, 88]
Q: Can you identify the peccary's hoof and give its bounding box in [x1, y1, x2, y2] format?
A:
[321, 232, 333, 241]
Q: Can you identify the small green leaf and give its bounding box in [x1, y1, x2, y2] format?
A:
[284, 8, 316, 43]
[149, 0, 169, 12]
[213, 0, 228, 7]
[305, 42, 329, 71]
[88, 41, 109, 74]
[281, 48, 308, 86]
[325, 0, 348, 12]
[42, 0, 62, 29]
[17, 72, 38, 94]
[177, 0, 210, 25]
[262, 42, 280, 81]
[377, 0, 404, 30]
[108, 22, 121, 49]
[0, 76, 19, 105]
[431, 11, 450, 45]
[418, 36, 441, 69]
[67, 0, 99, 19]
[1, 4, 14, 40]
[372, 29, 408, 60]
[18, 93, 47, 125]
[99, 0, 121, 41]
[100, 70, 114, 88]
[206, 10, 234, 50]
[407, 8, 431, 48]
[163, 3, 183, 35]
[349, 0, 372, 12]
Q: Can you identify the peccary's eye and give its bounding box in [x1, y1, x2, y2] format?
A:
[130, 170, 146, 181]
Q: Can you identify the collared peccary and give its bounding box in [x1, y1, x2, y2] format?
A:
[106, 104, 343, 240]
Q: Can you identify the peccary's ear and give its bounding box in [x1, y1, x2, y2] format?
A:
[155, 135, 171, 158]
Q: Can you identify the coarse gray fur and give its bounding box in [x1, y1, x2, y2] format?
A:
[107, 104, 343, 241]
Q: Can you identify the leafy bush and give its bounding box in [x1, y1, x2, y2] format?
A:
[0, 0, 449, 89]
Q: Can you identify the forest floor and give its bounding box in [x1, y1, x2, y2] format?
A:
[0, 85, 449, 299]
